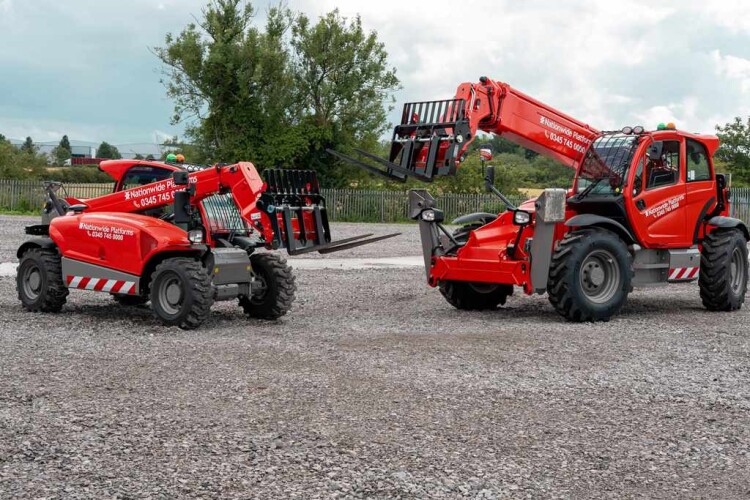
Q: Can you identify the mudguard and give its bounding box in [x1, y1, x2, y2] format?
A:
[706, 216, 750, 240]
[17, 237, 57, 259]
[565, 214, 636, 244]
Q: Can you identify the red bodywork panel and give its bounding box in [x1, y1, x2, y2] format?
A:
[50, 212, 194, 276]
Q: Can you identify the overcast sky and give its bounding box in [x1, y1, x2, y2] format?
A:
[2, 0, 750, 145]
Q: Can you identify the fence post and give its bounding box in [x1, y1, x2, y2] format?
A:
[380, 191, 385, 223]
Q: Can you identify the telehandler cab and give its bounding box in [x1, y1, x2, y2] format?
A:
[330, 76, 749, 321]
[17, 159, 397, 329]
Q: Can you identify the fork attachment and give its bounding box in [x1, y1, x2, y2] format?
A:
[258, 169, 400, 255]
[327, 98, 471, 182]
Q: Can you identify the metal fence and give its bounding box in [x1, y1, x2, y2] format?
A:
[2, 179, 750, 225]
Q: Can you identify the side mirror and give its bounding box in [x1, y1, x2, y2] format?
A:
[173, 190, 192, 228]
[647, 141, 663, 161]
[173, 171, 189, 186]
[484, 165, 496, 193]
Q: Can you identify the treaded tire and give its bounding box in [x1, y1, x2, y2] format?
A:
[111, 294, 149, 306]
[699, 228, 748, 311]
[149, 258, 213, 329]
[547, 228, 632, 322]
[438, 224, 513, 311]
[240, 253, 296, 320]
[17, 248, 68, 312]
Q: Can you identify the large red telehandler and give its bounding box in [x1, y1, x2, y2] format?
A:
[16, 160, 396, 329]
[330, 76, 749, 321]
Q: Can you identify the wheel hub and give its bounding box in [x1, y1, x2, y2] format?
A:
[22, 264, 42, 300]
[165, 282, 183, 306]
[28, 270, 41, 292]
[579, 249, 621, 304]
[158, 276, 184, 316]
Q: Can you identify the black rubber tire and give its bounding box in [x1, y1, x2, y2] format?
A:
[438, 224, 513, 311]
[16, 248, 68, 312]
[547, 228, 633, 322]
[111, 294, 149, 306]
[240, 253, 296, 320]
[149, 258, 213, 329]
[699, 229, 748, 311]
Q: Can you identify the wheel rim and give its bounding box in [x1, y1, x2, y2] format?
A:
[579, 249, 621, 304]
[158, 274, 184, 316]
[21, 263, 43, 300]
[730, 247, 746, 294]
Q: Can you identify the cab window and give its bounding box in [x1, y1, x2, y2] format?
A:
[645, 140, 680, 190]
[686, 139, 711, 182]
[632, 157, 644, 197]
[121, 166, 173, 190]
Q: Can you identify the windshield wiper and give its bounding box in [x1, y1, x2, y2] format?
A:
[576, 177, 608, 201]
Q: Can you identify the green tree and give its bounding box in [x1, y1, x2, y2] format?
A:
[51, 135, 73, 165]
[716, 116, 750, 186]
[59, 135, 71, 152]
[155, 1, 399, 186]
[20, 136, 35, 154]
[96, 141, 121, 159]
[290, 9, 400, 186]
[0, 134, 7, 144]
[0, 140, 48, 179]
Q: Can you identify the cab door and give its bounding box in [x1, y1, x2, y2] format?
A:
[627, 136, 689, 248]
[684, 138, 716, 244]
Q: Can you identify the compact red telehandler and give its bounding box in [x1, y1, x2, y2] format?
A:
[330, 76, 749, 321]
[16, 160, 396, 329]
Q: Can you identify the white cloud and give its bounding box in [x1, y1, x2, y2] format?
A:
[2, 0, 750, 144]
[294, 0, 750, 136]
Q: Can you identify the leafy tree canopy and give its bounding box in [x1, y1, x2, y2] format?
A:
[155, 0, 399, 187]
[96, 141, 121, 159]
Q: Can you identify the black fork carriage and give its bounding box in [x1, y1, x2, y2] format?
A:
[258, 168, 400, 255]
[327, 98, 471, 182]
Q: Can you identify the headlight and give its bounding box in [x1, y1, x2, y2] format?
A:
[422, 209, 444, 222]
[513, 210, 531, 225]
[188, 229, 204, 244]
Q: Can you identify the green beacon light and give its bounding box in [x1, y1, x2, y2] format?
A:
[657, 123, 667, 131]
[166, 153, 177, 162]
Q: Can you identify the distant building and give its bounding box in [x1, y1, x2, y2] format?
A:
[70, 145, 95, 158]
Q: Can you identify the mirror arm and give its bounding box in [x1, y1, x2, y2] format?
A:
[489, 184, 517, 211]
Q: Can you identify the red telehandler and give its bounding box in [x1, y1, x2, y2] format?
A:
[330, 76, 749, 321]
[16, 160, 396, 329]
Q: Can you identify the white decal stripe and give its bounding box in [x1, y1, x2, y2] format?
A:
[690, 267, 700, 279]
[85, 278, 100, 290]
[69, 276, 83, 288]
[120, 282, 135, 294]
[102, 280, 117, 292]
[669, 268, 682, 280]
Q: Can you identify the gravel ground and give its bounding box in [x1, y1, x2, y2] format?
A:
[1, 215, 750, 498]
